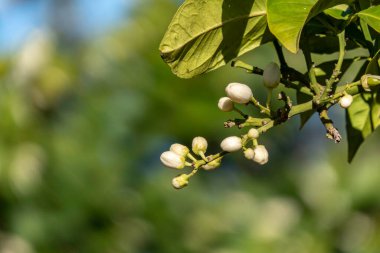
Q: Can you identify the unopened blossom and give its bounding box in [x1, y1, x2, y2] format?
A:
[172, 174, 189, 189]
[263, 62, 281, 89]
[252, 145, 269, 165]
[225, 82, 253, 104]
[247, 128, 260, 139]
[218, 97, 234, 112]
[192, 136, 208, 155]
[170, 143, 189, 157]
[160, 151, 186, 169]
[339, 94, 353, 108]
[220, 136, 242, 152]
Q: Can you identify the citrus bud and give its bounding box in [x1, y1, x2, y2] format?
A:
[160, 151, 186, 169]
[172, 174, 189, 189]
[220, 136, 242, 152]
[192, 136, 208, 155]
[263, 62, 281, 89]
[244, 148, 255, 160]
[252, 145, 269, 165]
[218, 97, 234, 112]
[170, 143, 189, 157]
[247, 128, 260, 139]
[339, 94, 353, 108]
[225, 82, 253, 104]
[202, 157, 222, 170]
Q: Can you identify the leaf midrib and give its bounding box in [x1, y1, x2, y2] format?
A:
[359, 12, 380, 21]
[160, 10, 267, 54]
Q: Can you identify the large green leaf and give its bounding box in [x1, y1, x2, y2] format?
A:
[159, 0, 271, 78]
[267, 0, 351, 53]
[346, 51, 380, 162]
[358, 6, 380, 33]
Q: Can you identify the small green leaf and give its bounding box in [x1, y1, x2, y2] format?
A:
[358, 6, 380, 33]
[159, 0, 271, 78]
[346, 51, 380, 162]
[324, 4, 350, 20]
[267, 0, 351, 53]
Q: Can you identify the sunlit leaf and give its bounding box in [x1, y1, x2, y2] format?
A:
[358, 6, 380, 33]
[324, 4, 350, 20]
[159, 0, 271, 78]
[346, 50, 380, 162]
[267, 0, 351, 53]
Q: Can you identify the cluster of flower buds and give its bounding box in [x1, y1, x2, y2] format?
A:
[160, 128, 270, 189]
[161, 63, 282, 189]
[160, 136, 226, 189]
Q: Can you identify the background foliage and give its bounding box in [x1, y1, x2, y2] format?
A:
[0, 0, 380, 253]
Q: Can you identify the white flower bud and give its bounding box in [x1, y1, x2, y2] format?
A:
[339, 94, 353, 108]
[172, 174, 189, 189]
[202, 157, 222, 170]
[160, 151, 185, 169]
[244, 148, 255, 160]
[252, 145, 269, 165]
[263, 62, 281, 89]
[218, 97, 234, 112]
[170, 143, 189, 157]
[220, 136, 242, 152]
[247, 128, 260, 139]
[225, 82, 253, 104]
[192, 136, 208, 155]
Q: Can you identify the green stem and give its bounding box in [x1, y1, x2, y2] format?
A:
[233, 106, 247, 118]
[187, 153, 198, 162]
[303, 44, 320, 95]
[320, 31, 346, 101]
[242, 78, 379, 133]
[231, 60, 263, 75]
[250, 96, 271, 116]
[318, 108, 342, 143]
[266, 89, 272, 109]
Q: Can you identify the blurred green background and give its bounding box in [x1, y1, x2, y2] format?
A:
[1, 0, 380, 252]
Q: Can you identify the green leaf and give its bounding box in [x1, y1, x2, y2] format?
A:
[358, 6, 380, 33]
[305, 35, 359, 54]
[267, 0, 351, 53]
[297, 91, 315, 129]
[324, 4, 350, 20]
[314, 59, 353, 83]
[346, 51, 380, 162]
[159, 0, 271, 78]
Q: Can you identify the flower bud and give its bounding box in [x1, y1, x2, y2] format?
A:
[192, 136, 208, 155]
[202, 157, 222, 170]
[218, 97, 234, 112]
[247, 128, 260, 139]
[225, 82, 253, 104]
[172, 174, 189, 189]
[252, 145, 269, 165]
[244, 148, 255, 160]
[220, 136, 242, 152]
[339, 94, 353, 108]
[263, 62, 281, 89]
[170, 143, 189, 157]
[160, 151, 185, 169]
